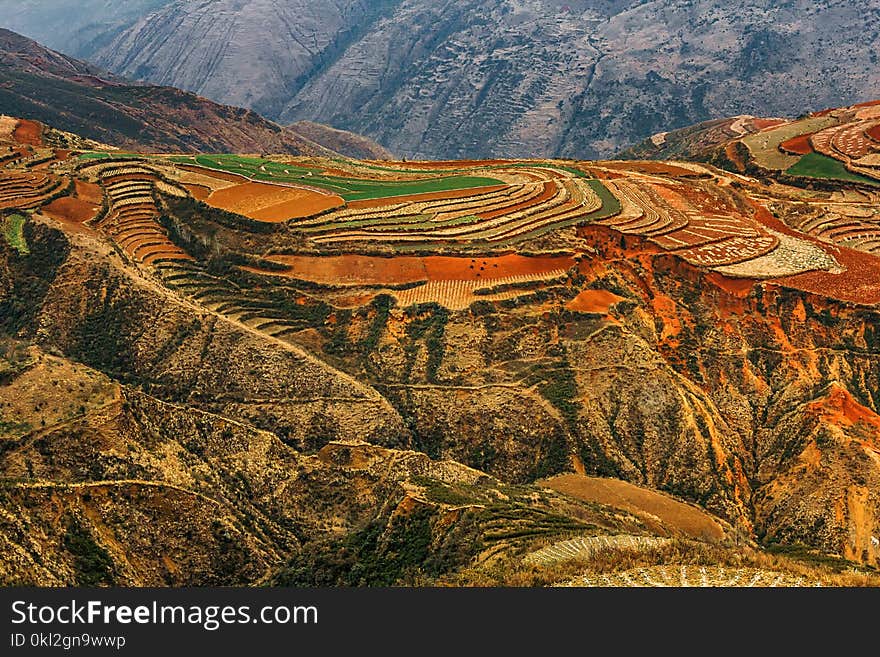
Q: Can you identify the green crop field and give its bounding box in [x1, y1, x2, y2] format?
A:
[786, 152, 880, 186]
[171, 154, 503, 201]
[3, 214, 29, 255]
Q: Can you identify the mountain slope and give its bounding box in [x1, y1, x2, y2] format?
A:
[0, 0, 172, 59]
[87, 0, 880, 159]
[0, 28, 386, 157]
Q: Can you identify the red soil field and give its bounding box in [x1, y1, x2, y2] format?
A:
[752, 118, 787, 130]
[776, 245, 880, 305]
[42, 196, 99, 224]
[853, 100, 880, 109]
[252, 253, 575, 286]
[748, 202, 880, 304]
[539, 474, 727, 540]
[13, 119, 42, 146]
[478, 182, 555, 220]
[779, 134, 814, 155]
[184, 184, 211, 200]
[867, 125, 880, 142]
[565, 289, 626, 313]
[347, 185, 507, 209]
[204, 182, 344, 222]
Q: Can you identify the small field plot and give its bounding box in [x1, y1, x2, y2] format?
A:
[2, 213, 28, 254]
[786, 152, 880, 186]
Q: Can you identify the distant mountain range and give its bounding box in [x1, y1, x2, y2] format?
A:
[2, 0, 878, 159]
[0, 28, 391, 158]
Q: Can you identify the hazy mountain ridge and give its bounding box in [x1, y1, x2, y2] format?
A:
[0, 29, 390, 157]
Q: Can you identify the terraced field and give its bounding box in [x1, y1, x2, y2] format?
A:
[0, 171, 66, 210]
[560, 566, 820, 587]
[736, 103, 880, 185]
[171, 154, 503, 201]
[741, 116, 838, 170]
[78, 160, 191, 266]
[525, 535, 670, 567]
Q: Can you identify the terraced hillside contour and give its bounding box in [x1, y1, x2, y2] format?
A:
[4, 114, 880, 584]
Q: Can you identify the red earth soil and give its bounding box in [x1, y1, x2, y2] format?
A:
[853, 100, 880, 109]
[776, 245, 880, 305]
[867, 125, 880, 142]
[779, 134, 815, 155]
[565, 289, 626, 313]
[807, 385, 880, 433]
[183, 184, 211, 201]
[42, 197, 99, 224]
[205, 182, 344, 222]
[13, 120, 42, 146]
[252, 253, 575, 286]
[347, 185, 507, 209]
[704, 272, 756, 298]
[749, 203, 880, 305]
[478, 182, 555, 220]
[752, 118, 787, 130]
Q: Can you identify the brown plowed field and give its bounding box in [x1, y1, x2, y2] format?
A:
[75, 180, 103, 204]
[204, 182, 344, 222]
[780, 134, 814, 155]
[13, 119, 42, 146]
[253, 253, 575, 286]
[177, 165, 246, 183]
[868, 125, 880, 142]
[183, 184, 211, 200]
[565, 289, 626, 313]
[777, 245, 880, 305]
[540, 474, 727, 540]
[42, 197, 99, 224]
[347, 185, 507, 209]
[750, 203, 880, 304]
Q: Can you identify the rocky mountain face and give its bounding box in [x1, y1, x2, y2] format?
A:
[79, 0, 880, 159]
[0, 0, 173, 59]
[0, 29, 389, 157]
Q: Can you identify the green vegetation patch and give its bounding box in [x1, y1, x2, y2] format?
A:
[2, 214, 29, 255]
[785, 152, 880, 186]
[171, 154, 503, 201]
[63, 517, 115, 586]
